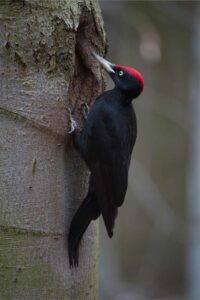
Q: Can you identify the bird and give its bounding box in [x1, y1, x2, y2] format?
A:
[68, 53, 144, 267]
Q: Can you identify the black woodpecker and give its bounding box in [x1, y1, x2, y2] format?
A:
[68, 53, 144, 267]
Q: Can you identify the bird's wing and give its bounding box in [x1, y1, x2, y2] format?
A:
[88, 106, 131, 238]
[92, 160, 128, 238]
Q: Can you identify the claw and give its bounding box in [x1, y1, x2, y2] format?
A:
[68, 108, 77, 134]
[81, 103, 90, 120]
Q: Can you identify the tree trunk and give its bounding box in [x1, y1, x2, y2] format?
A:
[0, 0, 106, 299]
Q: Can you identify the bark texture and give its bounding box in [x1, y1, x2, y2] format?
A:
[0, 0, 106, 299]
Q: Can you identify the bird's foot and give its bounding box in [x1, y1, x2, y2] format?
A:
[81, 103, 90, 120]
[68, 108, 77, 134]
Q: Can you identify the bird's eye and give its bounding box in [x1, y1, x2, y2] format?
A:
[118, 70, 123, 77]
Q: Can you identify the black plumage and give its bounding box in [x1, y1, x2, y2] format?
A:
[68, 54, 144, 267]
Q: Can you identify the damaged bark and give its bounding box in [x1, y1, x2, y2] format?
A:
[0, 0, 106, 299]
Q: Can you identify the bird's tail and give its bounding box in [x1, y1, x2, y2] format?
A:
[68, 192, 100, 267]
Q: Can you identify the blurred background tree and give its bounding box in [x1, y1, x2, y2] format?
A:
[98, 1, 197, 299]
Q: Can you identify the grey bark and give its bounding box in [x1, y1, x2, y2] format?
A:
[0, 0, 106, 299]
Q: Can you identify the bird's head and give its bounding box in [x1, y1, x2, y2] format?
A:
[93, 53, 144, 99]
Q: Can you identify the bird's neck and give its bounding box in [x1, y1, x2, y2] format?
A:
[113, 86, 133, 105]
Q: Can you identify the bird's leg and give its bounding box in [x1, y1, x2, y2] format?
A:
[81, 103, 90, 120]
[68, 108, 77, 134]
[67, 108, 87, 160]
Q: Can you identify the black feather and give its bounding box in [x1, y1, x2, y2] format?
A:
[68, 182, 100, 267]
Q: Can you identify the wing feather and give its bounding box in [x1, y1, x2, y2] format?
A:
[92, 160, 128, 237]
[85, 103, 135, 237]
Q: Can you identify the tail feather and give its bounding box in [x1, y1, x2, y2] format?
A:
[68, 193, 100, 267]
